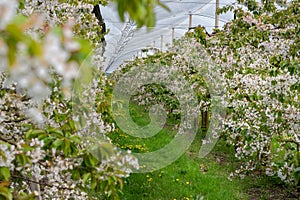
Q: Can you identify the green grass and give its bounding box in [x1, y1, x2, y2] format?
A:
[107, 103, 298, 200]
[117, 136, 247, 200]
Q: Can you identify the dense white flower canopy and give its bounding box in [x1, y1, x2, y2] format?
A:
[102, 0, 235, 73]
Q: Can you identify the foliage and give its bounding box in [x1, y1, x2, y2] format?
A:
[206, 0, 300, 186]
[110, 0, 300, 189]
[19, 0, 108, 46]
[0, 0, 139, 199]
[112, 0, 170, 29]
[1, 0, 300, 199]
[0, 0, 170, 197]
[110, 46, 211, 118]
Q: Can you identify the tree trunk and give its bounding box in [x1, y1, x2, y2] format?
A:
[201, 110, 209, 130]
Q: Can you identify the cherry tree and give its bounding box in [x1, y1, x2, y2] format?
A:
[0, 0, 155, 199]
[207, 0, 299, 186]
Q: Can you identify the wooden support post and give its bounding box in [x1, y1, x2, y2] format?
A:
[189, 12, 193, 29]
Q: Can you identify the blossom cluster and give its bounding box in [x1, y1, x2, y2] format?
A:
[0, 0, 139, 199]
[206, 3, 300, 184]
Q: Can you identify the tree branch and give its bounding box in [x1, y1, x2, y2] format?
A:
[11, 175, 74, 191]
[0, 134, 15, 145]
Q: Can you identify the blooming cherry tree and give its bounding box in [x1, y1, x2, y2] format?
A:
[0, 0, 140, 199]
[208, 0, 300, 185]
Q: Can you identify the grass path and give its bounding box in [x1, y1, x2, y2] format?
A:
[107, 104, 298, 200]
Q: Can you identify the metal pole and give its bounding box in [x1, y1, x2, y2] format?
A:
[215, 0, 219, 29]
[172, 27, 175, 46]
[160, 35, 163, 52]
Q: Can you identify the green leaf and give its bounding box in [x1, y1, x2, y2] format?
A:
[71, 169, 80, 180]
[15, 153, 31, 166]
[157, 1, 170, 12]
[52, 139, 64, 148]
[47, 128, 64, 137]
[82, 173, 91, 183]
[0, 151, 6, 163]
[25, 130, 44, 139]
[62, 140, 71, 155]
[69, 136, 81, 144]
[10, 15, 27, 26]
[18, 0, 25, 9]
[6, 39, 17, 66]
[84, 153, 98, 167]
[99, 143, 114, 160]
[91, 177, 98, 190]
[0, 186, 12, 200]
[26, 38, 42, 57]
[0, 167, 10, 181]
